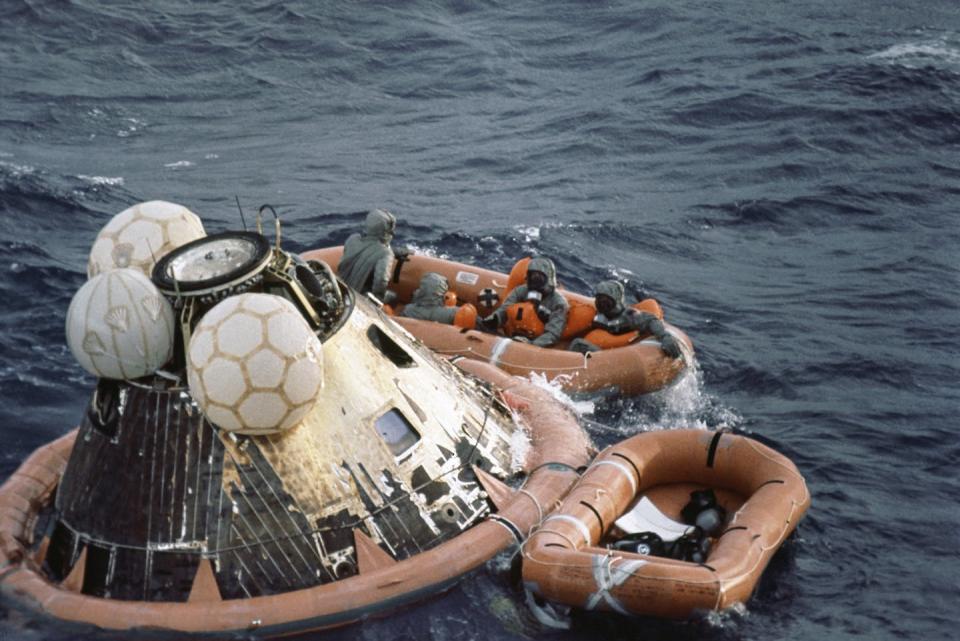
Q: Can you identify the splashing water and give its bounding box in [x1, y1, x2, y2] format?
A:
[508, 428, 531, 473]
[702, 601, 749, 630]
[524, 371, 595, 417]
[520, 360, 740, 445]
[582, 350, 743, 443]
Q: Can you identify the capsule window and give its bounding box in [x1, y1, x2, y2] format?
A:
[367, 325, 416, 368]
[374, 409, 420, 456]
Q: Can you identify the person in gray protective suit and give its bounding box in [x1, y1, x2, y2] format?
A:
[569, 280, 682, 357]
[481, 256, 569, 348]
[338, 208, 408, 300]
[400, 272, 458, 324]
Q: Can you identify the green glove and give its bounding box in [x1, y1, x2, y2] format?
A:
[660, 334, 682, 358]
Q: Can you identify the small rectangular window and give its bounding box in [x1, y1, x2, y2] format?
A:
[367, 325, 416, 368]
[375, 409, 421, 456]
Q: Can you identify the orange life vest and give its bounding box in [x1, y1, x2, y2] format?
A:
[561, 299, 597, 340]
[582, 299, 665, 350]
[453, 303, 478, 330]
[502, 301, 546, 339]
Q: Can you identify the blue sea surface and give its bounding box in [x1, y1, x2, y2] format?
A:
[2, 1, 959, 639]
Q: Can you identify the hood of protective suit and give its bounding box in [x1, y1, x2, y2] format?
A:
[594, 280, 626, 317]
[364, 208, 396, 243]
[410, 272, 449, 307]
[527, 256, 557, 293]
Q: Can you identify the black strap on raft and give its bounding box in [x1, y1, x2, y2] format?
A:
[706, 430, 724, 468]
[489, 514, 524, 543]
[392, 253, 408, 284]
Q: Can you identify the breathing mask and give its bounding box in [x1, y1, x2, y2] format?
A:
[595, 294, 617, 316]
[527, 270, 548, 293]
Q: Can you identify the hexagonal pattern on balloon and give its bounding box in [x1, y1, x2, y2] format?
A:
[186, 293, 324, 436]
[216, 313, 264, 358]
[245, 349, 285, 389]
[87, 200, 206, 278]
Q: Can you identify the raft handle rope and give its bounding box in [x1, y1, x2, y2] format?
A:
[430, 346, 591, 373]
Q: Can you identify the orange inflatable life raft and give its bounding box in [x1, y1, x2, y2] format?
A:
[521, 429, 810, 619]
[302, 247, 694, 397]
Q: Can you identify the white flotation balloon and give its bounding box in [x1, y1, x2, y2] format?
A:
[87, 200, 206, 278]
[187, 293, 323, 435]
[66, 269, 175, 380]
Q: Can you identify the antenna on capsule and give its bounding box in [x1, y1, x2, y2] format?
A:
[235, 196, 248, 231]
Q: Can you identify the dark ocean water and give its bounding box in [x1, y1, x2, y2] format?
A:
[2, 1, 959, 639]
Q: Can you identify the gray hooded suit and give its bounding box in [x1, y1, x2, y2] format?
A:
[338, 209, 396, 299]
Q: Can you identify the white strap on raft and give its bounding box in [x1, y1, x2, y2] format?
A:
[584, 554, 648, 614]
[590, 459, 637, 494]
[543, 514, 592, 546]
[489, 337, 512, 367]
[518, 488, 545, 524]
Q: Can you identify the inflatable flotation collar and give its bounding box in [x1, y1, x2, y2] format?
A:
[582, 299, 664, 350]
[502, 301, 545, 339]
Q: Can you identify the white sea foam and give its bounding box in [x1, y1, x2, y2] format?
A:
[869, 39, 960, 69]
[509, 427, 531, 473]
[525, 371, 596, 417]
[600, 344, 742, 437]
[116, 117, 145, 138]
[516, 224, 541, 243]
[702, 601, 748, 629]
[0, 160, 35, 176]
[405, 243, 442, 259]
[164, 160, 194, 169]
[78, 175, 124, 186]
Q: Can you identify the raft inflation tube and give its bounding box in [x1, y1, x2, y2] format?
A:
[520, 429, 810, 618]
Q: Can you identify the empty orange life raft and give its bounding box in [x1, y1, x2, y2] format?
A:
[302, 247, 693, 397]
[521, 429, 810, 618]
